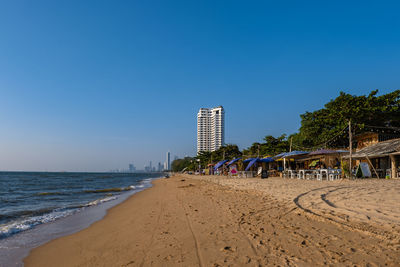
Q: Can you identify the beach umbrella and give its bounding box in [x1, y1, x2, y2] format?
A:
[226, 158, 241, 167]
[245, 158, 258, 171]
[243, 158, 256, 163]
[213, 159, 229, 171]
[257, 157, 274, 163]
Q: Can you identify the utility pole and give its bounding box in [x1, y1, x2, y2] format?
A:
[289, 137, 293, 152]
[349, 120, 352, 179]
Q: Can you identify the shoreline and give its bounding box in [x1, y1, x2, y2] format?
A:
[25, 175, 400, 266]
[0, 176, 159, 267]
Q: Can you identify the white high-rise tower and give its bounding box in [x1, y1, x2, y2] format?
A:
[197, 106, 225, 154]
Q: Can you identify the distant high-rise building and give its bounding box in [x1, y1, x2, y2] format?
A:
[158, 162, 162, 172]
[166, 151, 170, 170]
[197, 106, 225, 154]
[129, 163, 136, 172]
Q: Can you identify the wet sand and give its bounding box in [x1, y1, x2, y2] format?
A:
[25, 175, 400, 266]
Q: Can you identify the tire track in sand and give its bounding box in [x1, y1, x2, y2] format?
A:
[139, 200, 165, 267]
[293, 185, 398, 242]
[177, 189, 204, 267]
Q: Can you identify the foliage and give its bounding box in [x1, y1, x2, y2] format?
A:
[195, 144, 242, 167]
[171, 157, 195, 172]
[242, 134, 290, 157]
[210, 144, 242, 162]
[291, 90, 400, 149]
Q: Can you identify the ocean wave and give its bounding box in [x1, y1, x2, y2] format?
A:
[84, 196, 117, 207]
[34, 183, 145, 197]
[0, 208, 78, 239]
[0, 177, 157, 239]
[0, 194, 120, 239]
[84, 187, 133, 193]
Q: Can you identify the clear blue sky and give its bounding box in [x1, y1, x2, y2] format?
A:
[1, 1, 399, 171]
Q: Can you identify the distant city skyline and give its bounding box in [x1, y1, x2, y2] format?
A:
[1, 1, 399, 171]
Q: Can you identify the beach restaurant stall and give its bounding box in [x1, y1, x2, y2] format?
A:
[273, 151, 309, 177]
[240, 157, 274, 178]
[296, 149, 348, 170]
[343, 138, 400, 178]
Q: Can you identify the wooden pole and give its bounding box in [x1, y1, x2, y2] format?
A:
[289, 137, 293, 152]
[349, 120, 353, 179]
[366, 156, 380, 178]
[390, 155, 397, 178]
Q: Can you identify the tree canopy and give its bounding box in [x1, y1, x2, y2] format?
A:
[242, 134, 290, 157]
[171, 157, 195, 172]
[291, 90, 400, 149]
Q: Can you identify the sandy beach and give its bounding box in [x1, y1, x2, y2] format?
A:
[25, 175, 400, 266]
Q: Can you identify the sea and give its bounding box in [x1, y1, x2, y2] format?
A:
[0, 171, 163, 267]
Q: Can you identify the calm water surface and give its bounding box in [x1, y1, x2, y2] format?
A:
[0, 172, 162, 239]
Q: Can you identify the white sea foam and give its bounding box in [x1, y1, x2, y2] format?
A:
[0, 178, 158, 240]
[86, 196, 117, 207]
[0, 209, 78, 238]
[0, 195, 120, 239]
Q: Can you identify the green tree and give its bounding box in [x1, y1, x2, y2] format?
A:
[171, 157, 195, 172]
[195, 151, 212, 168]
[210, 144, 242, 162]
[242, 135, 290, 157]
[194, 145, 242, 168]
[291, 90, 400, 148]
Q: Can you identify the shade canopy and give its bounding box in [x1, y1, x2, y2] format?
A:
[213, 159, 229, 170]
[243, 158, 256, 163]
[258, 157, 274, 163]
[273, 152, 288, 159]
[243, 157, 274, 163]
[274, 151, 308, 158]
[245, 158, 258, 171]
[226, 158, 241, 167]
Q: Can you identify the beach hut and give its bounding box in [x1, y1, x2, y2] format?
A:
[274, 151, 309, 171]
[297, 149, 348, 170]
[343, 138, 400, 178]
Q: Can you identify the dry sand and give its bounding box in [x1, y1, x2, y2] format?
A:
[25, 175, 400, 266]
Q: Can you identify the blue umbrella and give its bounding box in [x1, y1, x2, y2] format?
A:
[243, 158, 255, 163]
[245, 158, 258, 171]
[226, 158, 241, 167]
[258, 157, 274, 163]
[213, 159, 229, 170]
